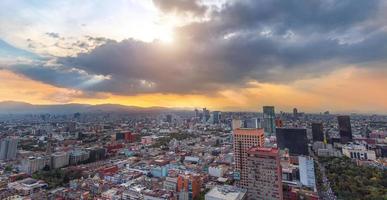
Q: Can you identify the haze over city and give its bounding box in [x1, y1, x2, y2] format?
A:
[1, 0, 387, 114]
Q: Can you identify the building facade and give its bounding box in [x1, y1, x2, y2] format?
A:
[276, 128, 308, 155]
[263, 106, 276, 136]
[342, 143, 376, 160]
[233, 128, 265, 188]
[337, 115, 353, 144]
[298, 156, 316, 191]
[0, 137, 18, 160]
[311, 122, 324, 142]
[246, 147, 283, 200]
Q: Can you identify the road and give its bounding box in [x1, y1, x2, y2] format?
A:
[310, 149, 337, 200]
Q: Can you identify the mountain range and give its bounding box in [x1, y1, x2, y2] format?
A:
[0, 101, 174, 114]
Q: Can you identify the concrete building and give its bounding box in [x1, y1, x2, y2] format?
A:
[313, 141, 342, 157]
[247, 147, 283, 200]
[8, 178, 47, 196]
[0, 137, 18, 160]
[69, 149, 90, 165]
[20, 156, 50, 174]
[233, 128, 265, 188]
[208, 165, 225, 178]
[51, 152, 69, 169]
[342, 143, 376, 160]
[298, 156, 316, 191]
[205, 185, 247, 200]
[164, 177, 178, 192]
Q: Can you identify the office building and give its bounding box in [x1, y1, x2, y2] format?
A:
[21, 156, 50, 174]
[263, 106, 276, 136]
[164, 177, 178, 192]
[212, 111, 221, 124]
[87, 147, 106, 163]
[233, 128, 265, 188]
[51, 152, 69, 169]
[276, 128, 308, 155]
[338, 116, 353, 144]
[69, 150, 90, 165]
[202, 108, 210, 123]
[311, 122, 324, 142]
[247, 147, 283, 200]
[177, 174, 201, 200]
[0, 137, 18, 160]
[205, 185, 247, 200]
[298, 156, 316, 191]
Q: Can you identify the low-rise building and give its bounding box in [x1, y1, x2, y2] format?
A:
[205, 185, 247, 200]
[342, 143, 376, 160]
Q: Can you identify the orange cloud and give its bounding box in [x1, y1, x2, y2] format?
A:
[0, 67, 386, 114]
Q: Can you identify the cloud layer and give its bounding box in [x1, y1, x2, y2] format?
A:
[6, 0, 387, 96]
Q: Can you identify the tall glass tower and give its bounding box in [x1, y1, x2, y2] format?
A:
[263, 106, 275, 136]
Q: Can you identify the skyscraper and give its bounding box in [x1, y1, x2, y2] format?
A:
[276, 128, 308, 155]
[311, 122, 324, 142]
[233, 128, 264, 188]
[338, 115, 353, 144]
[263, 106, 275, 136]
[202, 108, 210, 123]
[0, 137, 18, 160]
[247, 147, 283, 200]
[211, 111, 221, 124]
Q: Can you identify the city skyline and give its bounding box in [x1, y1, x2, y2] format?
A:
[1, 0, 387, 114]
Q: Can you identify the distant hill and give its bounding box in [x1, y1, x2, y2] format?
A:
[0, 101, 173, 114]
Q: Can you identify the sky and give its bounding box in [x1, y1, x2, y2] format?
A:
[0, 0, 386, 114]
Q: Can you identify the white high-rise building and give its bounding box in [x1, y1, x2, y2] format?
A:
[0, 137, 19, 160]
[298, 156, 316, 191]
[21, 156, 50, 174]
[51, 152, 69, 169]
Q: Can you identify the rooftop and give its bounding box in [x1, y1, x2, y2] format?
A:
[248, 147, 279, 154]
[233, 128, 264, 136]
[205, 185, 247, 200]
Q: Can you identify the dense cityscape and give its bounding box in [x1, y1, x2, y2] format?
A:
[1, 0, 387, 199]
[0, 106, 385, 199]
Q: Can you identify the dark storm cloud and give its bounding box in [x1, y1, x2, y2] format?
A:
[10, 0, 387, 95]
[152, 0, 207, 16]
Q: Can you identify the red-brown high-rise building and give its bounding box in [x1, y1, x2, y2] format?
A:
[247, 147, 283, 200]
[233, 128, 264, 188]
[177, 174, 201, 200]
